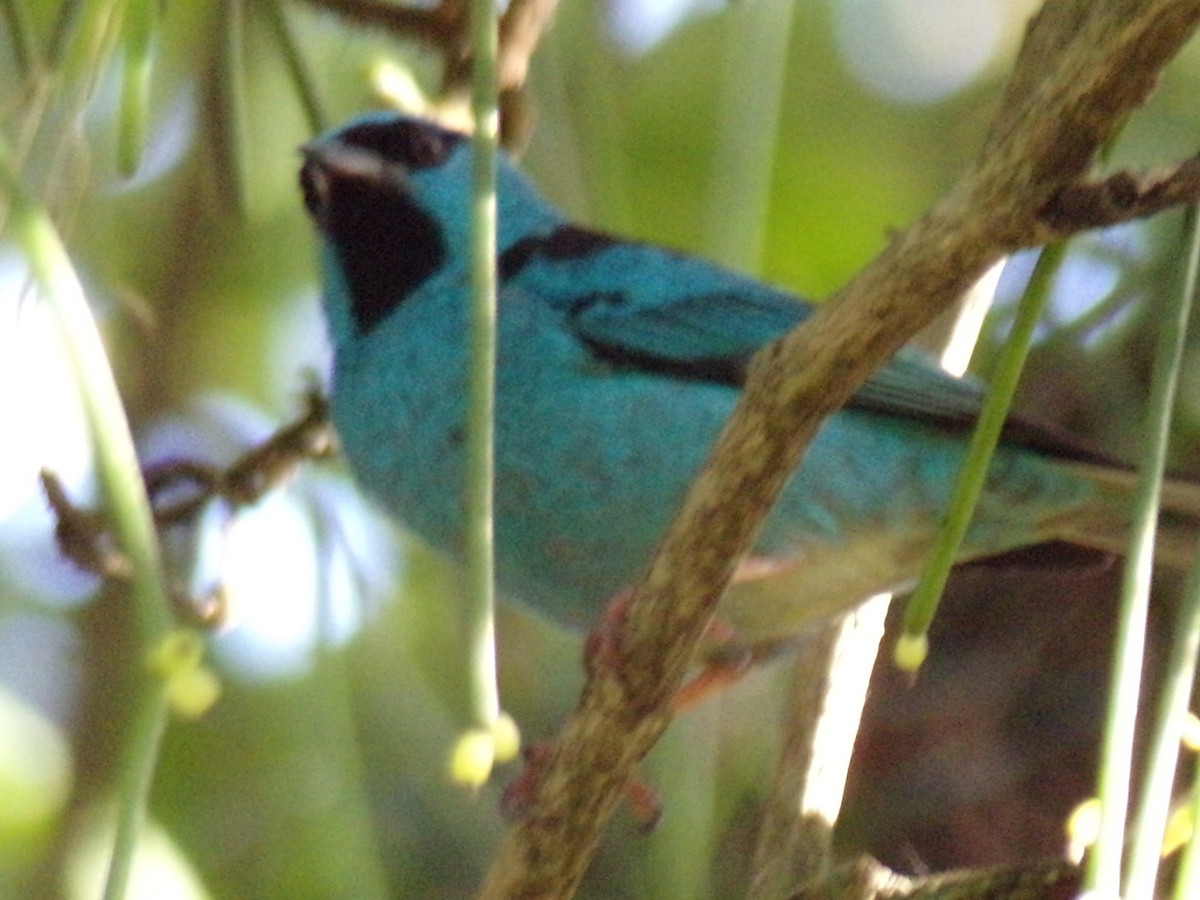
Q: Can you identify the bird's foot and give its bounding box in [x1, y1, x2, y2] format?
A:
[582, 587, 633, 677]
[584, 584, 778, 714]
[498, 741, 554, 820]
[500, 740, 662, 830]
[674, 638, 793, 711]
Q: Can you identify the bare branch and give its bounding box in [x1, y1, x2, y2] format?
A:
[292, 0, 460, 45]
[789, 855, 1080, 900]
[40, 469, 134, 580]
[1040, 158, 1200, 233]
[497, 0, 559, 88]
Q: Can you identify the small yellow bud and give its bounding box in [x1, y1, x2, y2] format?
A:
[1162, 803, 1194, 858]
[1066, 797, 1102, 864]
[893, 632, 928, 673]
[166, 666, 221, 719]
[146, 630, 220, 718]
[1181, 712, 1200, 751]
[146, 630, 205, 678]
[449, 729, 495, 789]
[491, 713, 521, 764]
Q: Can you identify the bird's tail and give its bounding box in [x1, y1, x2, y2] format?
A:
[1055, 463, 1200, 569]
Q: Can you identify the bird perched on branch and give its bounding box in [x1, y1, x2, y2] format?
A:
[299, 113, 1199, 658]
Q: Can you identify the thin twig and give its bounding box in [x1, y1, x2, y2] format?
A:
[291, 0, 459, 45]
[1040, 158, 1200, 233]
[789, 855, 1080, 900]
[294, 0, 558, 94]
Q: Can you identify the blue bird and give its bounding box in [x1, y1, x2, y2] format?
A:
[299, 113, 1197, 655]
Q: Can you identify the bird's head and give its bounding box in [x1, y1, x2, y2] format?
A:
[300, 113, 557, 338]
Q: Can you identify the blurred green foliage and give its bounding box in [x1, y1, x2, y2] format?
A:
[4, 1, 1200, 897]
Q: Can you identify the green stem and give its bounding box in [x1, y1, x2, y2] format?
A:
[1126, 524, 1200, 897]
[0, 133, 173, 900]
[218, 0, 251, 214]
[256, 0, 327, 135]
[117, 0, 156, 176]
[702, 0, 794, 270]
[102, 685, 171, 900]
[1174, 758, 1200, 899]
[463, 0, 501, 731]
[307, 644, 392, 899]
[1088, 207, 1198, 895]
[899, 242, 1066, 658]
[50, 0, 124, 102]
[0, 141, 168, 640]
[1124, 211, 1200, 899]
[2, 0, 38, 76]
[47, 0, 85, 67]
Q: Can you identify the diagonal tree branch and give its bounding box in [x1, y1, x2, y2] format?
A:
[477, 0, 1200, 897]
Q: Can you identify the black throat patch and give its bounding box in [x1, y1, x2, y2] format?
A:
[325, 177, 446, 337]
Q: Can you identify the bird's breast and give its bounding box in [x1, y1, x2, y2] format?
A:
[328, 286, 1097, 637]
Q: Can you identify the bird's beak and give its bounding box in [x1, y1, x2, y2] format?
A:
[299, 141, 409, 220]
[300, 140, 396, 179]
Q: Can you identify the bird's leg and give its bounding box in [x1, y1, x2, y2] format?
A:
[39, 469, 134, 580]
[584, 556, 801, 709]
[673, 638, 794, 711]
[503, 560, 795, 826]
[503, 583, 715, 829]
[581, 587, 633, 677]
[582, 586, 749, 702]
[671, 554, 803, 708]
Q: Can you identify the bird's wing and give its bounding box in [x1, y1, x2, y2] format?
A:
[527, 231, 1119, 463]
[566, 286, 812, 383]
[563, 265, 988, 424]
[850, 350, 989, 425]
[568, 281, 1122, 464]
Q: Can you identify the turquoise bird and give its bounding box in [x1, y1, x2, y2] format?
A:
[299, 113, 1195, 654]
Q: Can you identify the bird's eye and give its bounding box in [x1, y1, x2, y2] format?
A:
[338, 119, 461, 170]
[404, 127, 450, 168]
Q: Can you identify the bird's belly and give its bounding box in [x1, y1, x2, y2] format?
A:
[716, 529, 933, 644]
[499, 414, 1095, 638]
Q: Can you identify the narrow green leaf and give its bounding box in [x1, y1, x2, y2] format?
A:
[458, 0, 504, 761]
[256, 0, 327, 135]
[117, 0, 157, 176]
[898, 242, 1066, 669]
[1088, 207, 1198, 896]
[0, 132, 174, 900]
[2, 0, 39, 76]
